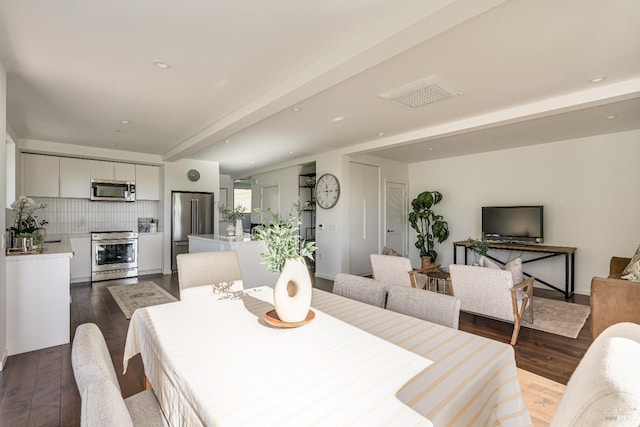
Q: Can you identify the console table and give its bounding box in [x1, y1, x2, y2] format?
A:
[453, 240, 576, 299]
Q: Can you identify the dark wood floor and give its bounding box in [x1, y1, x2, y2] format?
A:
[0, 274, 592, 426]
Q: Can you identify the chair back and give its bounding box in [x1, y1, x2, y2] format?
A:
[80, 381, 134, 427]
[177, 251, 242, 291]
[370, 254, 413, 287]
[386, 286, 461, 329]
[333, 273, 388, 308]
[449, 264, 515, 322]
[72, 323, 120, 395]
[551, 322, 640, 426]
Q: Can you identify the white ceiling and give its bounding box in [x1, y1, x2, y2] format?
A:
[1, 0, 639, 178]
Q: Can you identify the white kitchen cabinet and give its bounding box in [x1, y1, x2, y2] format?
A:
[6, 251, 72, 355]
[60, 157, 92, 198]
[70, 236, 92, 283]
[114, 162, 136, 181]
[138, 232, 163, 274]
[136, 164, 161, 200]
[90, 160, 115, 180]
[23, 154, 60, 197]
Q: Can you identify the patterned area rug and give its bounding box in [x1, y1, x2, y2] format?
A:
[521, 297, 590, 338]
[108, 281, 178, 319]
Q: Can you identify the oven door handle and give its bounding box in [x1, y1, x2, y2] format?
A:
[93, 239, 137, 245]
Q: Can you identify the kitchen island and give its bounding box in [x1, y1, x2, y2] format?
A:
[188, 235, 280, 288]
[5, 240, 73, 355]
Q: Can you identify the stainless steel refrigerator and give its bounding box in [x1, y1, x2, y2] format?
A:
[171, 191, 215, 272]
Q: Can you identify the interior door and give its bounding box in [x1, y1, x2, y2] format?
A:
[385, 181, 408, 256]
[349, 162, 379, 276]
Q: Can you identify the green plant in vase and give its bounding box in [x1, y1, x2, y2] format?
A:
[408, 190, 449, 263]
[468, 237, 490, 265]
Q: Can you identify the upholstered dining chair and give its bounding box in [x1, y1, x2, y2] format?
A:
[332, 273, 388, 308]
[176, 250, 243, 301]
[448, 264, 534, 345]
[370, 254, 436, 289]
[71, 323, 168, 426]
[386, 286, 461, 329]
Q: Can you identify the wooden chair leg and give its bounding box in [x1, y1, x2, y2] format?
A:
[510, 320, 522, 345]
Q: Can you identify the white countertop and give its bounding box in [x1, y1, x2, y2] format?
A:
[6, 235, 73, 261]
[189, 234, 256, 244]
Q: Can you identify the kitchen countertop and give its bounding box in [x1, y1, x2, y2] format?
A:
[6, 236, 73, 260]
[189, 234, 255, 243]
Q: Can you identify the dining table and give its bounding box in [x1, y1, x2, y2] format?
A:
[123, 284, 531, 427]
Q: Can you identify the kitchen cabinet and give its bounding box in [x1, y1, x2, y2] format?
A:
[6, 250, 72, 355]
[138, 232, 163, 274]
[23, 154, 60, 197]
[136, 164, 161, 200]
[114, 162, 136, 181]
[70, 236, 91, 283]
[60, 157, 92, 198]
[90, 160, 115, 180]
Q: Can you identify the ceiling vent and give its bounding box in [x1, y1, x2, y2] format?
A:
[380, 76, 462, 108]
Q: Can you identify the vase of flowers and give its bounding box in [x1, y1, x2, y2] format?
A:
[217, 203, 246, 236]
[253, 202, 317, 323]
[10, 196, 48, 251]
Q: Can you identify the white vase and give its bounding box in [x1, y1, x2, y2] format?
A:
[235, 218, 243, 236]
[273, 258, 312, 323]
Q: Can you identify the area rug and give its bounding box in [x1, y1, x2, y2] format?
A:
[107, 281, 178, 319]
[521, 297, 590, 339]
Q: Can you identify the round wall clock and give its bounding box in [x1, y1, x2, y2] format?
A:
[187, 169, 200, 182]
[316, 173, 340, 209]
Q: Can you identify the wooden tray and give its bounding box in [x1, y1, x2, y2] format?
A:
[264, 309, 315, 328]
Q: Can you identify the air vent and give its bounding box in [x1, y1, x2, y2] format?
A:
[380, 76, 461, 108]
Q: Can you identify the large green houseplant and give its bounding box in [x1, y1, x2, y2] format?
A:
[408, 190, 450, 263]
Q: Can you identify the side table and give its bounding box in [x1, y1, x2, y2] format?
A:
[426, 271, 452, 295]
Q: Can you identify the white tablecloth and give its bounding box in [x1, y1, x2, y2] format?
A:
[124, 286, 530, 426]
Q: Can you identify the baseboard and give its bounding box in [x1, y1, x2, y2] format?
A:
[0, 349, 8, 371]
[314, 272, 335, 281]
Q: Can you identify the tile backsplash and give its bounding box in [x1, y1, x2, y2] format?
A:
[30, 198, 161, 235]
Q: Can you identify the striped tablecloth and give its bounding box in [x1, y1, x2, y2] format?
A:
[124, 286, 531, 427]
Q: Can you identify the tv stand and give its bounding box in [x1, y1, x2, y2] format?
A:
[453, 240, 576, 299]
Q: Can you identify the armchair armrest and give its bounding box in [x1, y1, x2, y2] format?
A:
[610, 257, 631, 277]
[414, 264, 441, 274]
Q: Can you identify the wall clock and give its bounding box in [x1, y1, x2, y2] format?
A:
[187, 169, 200, 182]
[316, 173, 340, 209]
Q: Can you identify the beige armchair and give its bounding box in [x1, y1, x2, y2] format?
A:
[176, 251, 243, 301]
[590, 256, 640, 338]
[370, 254, 439, 289]
[449, 264, 534, 345]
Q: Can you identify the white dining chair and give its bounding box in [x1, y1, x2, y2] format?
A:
[72, 323, 168, 427]
[176, 250, 243, 300]
[370, 254, 432, 289]
[333, 273, 388, 308]
[386, 285, 461, 329]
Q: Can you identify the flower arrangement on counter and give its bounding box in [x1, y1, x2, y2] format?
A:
[10, 196, 48, 246]
[217, 203, 247, 222]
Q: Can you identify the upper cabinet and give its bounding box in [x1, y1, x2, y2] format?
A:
[135, 164, 161, 200]
[24, 154, 60, 197]
[23, 154, 161, 201]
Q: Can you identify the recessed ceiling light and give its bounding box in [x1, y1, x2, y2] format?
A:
[224, 139, 230, 143]
[589, 75, 606, 83]
[153, 60, 170, 69]
[428, 147, 433, 151]
[288, 151, 294, 154]
[606, 115, 616, 119]
[378, 132, 385, 137]
[331, 116, 344, 122]
[292, 107, 302, 112]
[120, 119, 130, 124]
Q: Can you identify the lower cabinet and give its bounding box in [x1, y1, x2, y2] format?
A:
[70, 236, 92, 283]
[138, 232, 163, 275]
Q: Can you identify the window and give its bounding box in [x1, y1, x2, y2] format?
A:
[234, 188, 251, 213]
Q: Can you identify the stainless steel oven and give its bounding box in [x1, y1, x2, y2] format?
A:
[91, 231, 138, 282]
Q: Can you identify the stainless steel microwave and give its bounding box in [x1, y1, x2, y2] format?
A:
[91, 179, 136, 202]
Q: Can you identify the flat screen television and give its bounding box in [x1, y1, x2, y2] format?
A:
[482, 206, 544, 243]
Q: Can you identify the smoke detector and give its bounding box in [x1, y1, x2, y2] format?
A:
[380, 76, 462, 108]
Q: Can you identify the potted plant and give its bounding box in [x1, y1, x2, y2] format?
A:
[408, 190, 449, 265]
[217, 203, 246, 236]
[10, 196, 48, 251]
[253, 201, 317, 323]
[468, 237, 490, 265]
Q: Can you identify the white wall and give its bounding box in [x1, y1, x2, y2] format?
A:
[162, 158, 220, 273]
[0, 61, 7, 368]
[250, 165, 301, 223]
[408, 130, 640, 295]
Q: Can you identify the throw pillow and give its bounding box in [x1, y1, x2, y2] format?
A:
[482, 257, 524, 284]
[622, 245, 640, 281]
[382, 246, 401, 257]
